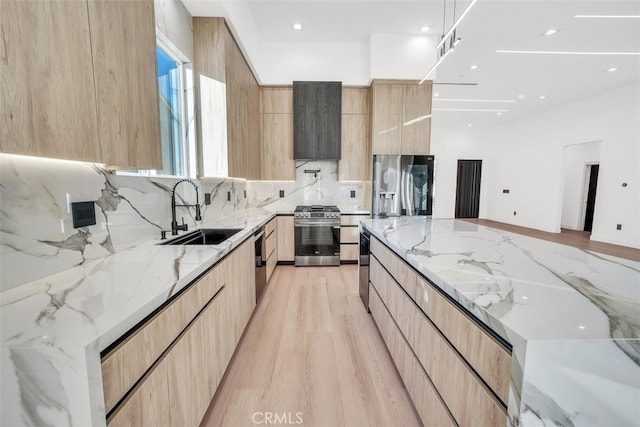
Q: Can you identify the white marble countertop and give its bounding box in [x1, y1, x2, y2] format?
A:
[362, 217, 640, 426]
[0, 208, 275, 426]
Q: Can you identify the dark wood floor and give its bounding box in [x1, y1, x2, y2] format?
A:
[462, 218, 640, 262]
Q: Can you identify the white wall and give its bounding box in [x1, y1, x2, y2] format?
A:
[155, 0, 194, 61]
[561, 141, 602, 230]
[431, 81, 640, 248]
[369, 33, 437, 81]
[259, 42, 370, 85]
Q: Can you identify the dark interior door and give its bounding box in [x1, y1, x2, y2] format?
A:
[584, 164, 599, 232]
[455, 160, 482, 218]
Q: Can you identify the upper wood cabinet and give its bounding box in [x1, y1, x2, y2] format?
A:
[293, 81, 342, 160]
[88, 0, 161, 169]
[1, 1, 100, 162]
[261, 88, 295, 180]
[0, 0, 161, 168]
[194, 18, 261, 179]
[339, 88, 370, 181]
[371, 80, 432, 155]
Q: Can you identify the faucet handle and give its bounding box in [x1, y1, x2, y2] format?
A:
[182, 218, 188, 232]
[161, 230, 167, 240]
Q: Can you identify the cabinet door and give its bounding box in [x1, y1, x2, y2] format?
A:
[88, 0, 161, 169]
[371, 84, 402, 155]
[262, 114, 295, 180]
[342, 88, 369, 114]
[262, 88, 293, 114]
[401, 84, 432, 155]
[277, 216, 295, 261]
[107, 357, 170, 426]
[166, 315, 209, 427]
[226, 72, 247, 178]
[0, 0, 100, 162]
[339, 114, 369, 180]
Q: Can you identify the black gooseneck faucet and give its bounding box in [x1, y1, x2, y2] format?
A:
[171, 178, 202, 236]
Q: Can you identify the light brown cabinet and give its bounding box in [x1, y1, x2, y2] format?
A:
[265, 218, 278, 283]
[88, 0, 161, 169]
[341, 88, 370, 181]
[193, 18, 261, 179]
[261, 88, 295, 180]
[1, 0, 161, 169]
[107, 357, 171, 427]
[371, 80, 432, 155]
[369, 235, 510, 427]
[103, 237, 255, 426]
[277, 215, 295, 262]
[339, 214, 369, 262]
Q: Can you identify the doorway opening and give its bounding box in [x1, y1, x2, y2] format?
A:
[455, 160, 482, 218]
[583, 164, 599, 232]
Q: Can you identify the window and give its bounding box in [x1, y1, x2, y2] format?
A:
[120, 42, 195, 177]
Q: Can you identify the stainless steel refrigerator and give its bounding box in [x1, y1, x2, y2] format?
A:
[372, 155, 434, 218]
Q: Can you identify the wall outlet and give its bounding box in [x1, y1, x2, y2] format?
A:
[279, 190, 285, 198]
[227, 191, 231, 202]
[204, 193, 211, 205]
[350, 189, 356, 198]
[513, 211, 517, 216]
[616, 224, 622, 230]
[71, 202, 96, 228]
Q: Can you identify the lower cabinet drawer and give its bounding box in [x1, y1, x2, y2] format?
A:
[413, 309, 507, 426]
[265, 233, 277, 261]
[340, 244, 358, 261]
[408, 357, 456, 427]
[107, 356, 170, 426]
[415, 276, 512, 404]
[340, 226, 359, 243]
[370, 283, 455, 427]
[266, 251, 277, 281]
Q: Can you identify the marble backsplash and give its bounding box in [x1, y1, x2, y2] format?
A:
[0, 156, 369, 291]
[246, 161, 371, 212]
[0, 154, 247, 291]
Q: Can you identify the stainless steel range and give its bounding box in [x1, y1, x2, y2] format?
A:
[294, 205, 341, 266]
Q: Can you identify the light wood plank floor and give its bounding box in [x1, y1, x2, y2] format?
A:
[201, 265, 420, 427]
[462, 218, 640, 261]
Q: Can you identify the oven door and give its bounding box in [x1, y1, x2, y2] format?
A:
[294, 219, 340, 266]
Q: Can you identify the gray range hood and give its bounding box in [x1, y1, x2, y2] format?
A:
[293, 81, 342, 160]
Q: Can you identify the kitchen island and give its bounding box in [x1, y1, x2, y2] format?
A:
[363, 216, 640, 426]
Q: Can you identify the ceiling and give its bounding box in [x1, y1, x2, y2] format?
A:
[182, 0, 640, 129]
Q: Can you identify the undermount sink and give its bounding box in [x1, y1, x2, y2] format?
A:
[161, 228, 243, 245]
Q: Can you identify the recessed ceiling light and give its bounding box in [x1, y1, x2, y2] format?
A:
[543, 29, 558, 36]
[539, 95, 546, 100]
[517, 94, 525, 100]
[293, 23, 302, 31]
[469, 64, 478, 70]
[420, 26, 430, 33]
[605, 67, 618, 72]
[467, 123, 473, 127]
[434, 93, 439, 97]
[497, 112, 503, 116]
